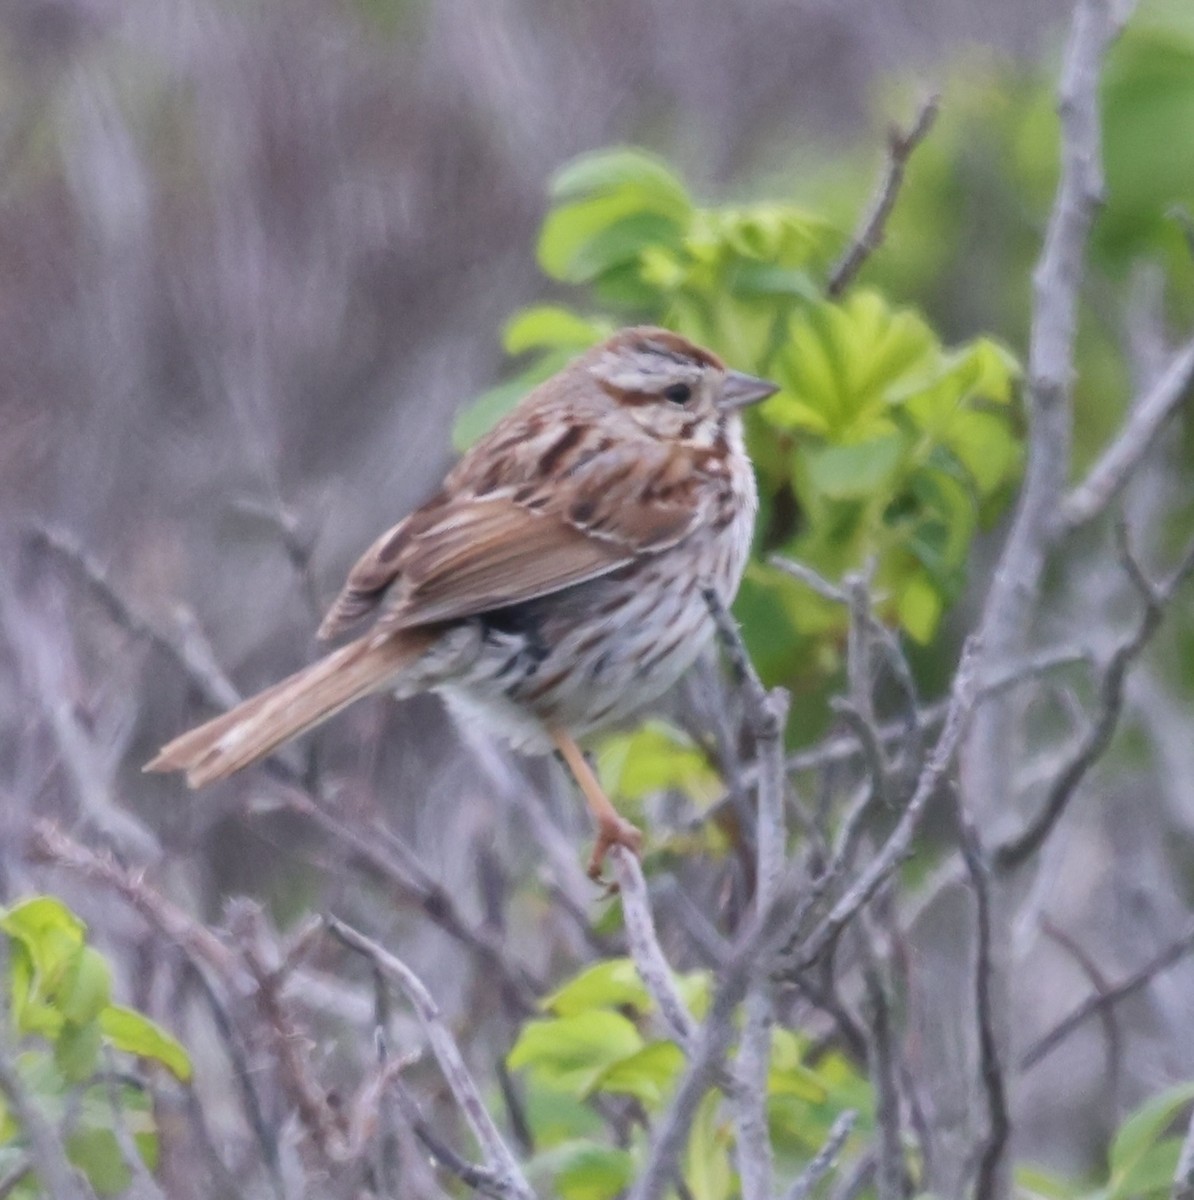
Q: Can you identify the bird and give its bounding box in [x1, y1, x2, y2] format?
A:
[145, 326, 777, 878]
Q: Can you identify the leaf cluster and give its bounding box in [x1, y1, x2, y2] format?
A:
[506, 956, 871, 1200]
[0, 896, 191, 1197]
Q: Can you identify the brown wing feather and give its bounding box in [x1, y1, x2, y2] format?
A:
[319, 399, 713, 641]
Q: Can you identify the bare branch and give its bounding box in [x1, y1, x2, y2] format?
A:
[31, 822, 244, 985]
[966, 0, 1129, 809]
[859, 924, 903, 1200]
[782, 1110, 858, 1200]
[101, 1047, 168, 1200]
[793, 636, 981, 968]
[1021, 920, 1194, 1072]
[610, 848, 699, 1047]
[958, 825, 1009, 1200]
[1058, 333, 1194, 531]
[1038, 918, 1123, 1098]
[995, 530, 1194, 870]
[325, 915, 537, 1200]
[25, 523, 241, 712]
[702, 587, 790, 1200]
[827, 94, 941, 298]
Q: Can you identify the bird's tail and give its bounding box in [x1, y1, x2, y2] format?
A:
[144, 630, 429, 788]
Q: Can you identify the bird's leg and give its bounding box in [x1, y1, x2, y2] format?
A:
[550, 728, 643, 883]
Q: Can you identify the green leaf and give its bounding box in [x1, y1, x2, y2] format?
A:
[550, 148, 692, 219]
[1, 897, 87, 990]
[896, 575, 943, 645]
[508, 1012, 643, 1094]
[60, 948, 111, 1026]
[803, 435, 906, 501]
[55, 1021, 101, 1083]
[529, 1139, 635, 1200]
[543, 959, 652, 1017]
[1107, 1081, 1194, 1197]
[770, 292, 939, 437]
[100, 1006, 192, 1082]
[502, 306, 608, 356]
[67, 1127, 132, 1195]
[593, 1041, 685, 1106]
[685, 1089, 733, 1200]
[542, 208, 683, 285]
[598, 720, 721, 804]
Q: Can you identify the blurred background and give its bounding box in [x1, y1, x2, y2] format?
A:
[4, 0, 1194, 1196]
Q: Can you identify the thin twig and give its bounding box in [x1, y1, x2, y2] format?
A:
[702, 588, 790, 1200]
[958, 823, 1009, 1200]
[325, 916, 536, 1200]
[1039, 918, 1123, 1098]
[792, 636, 981, 969]
[995, 529, 1194, 870]
[25, 523, 241, 712]
[858, 922, 903, 1200]
[101, 1047, 167, 1200]
[627, 876, 807, 1200]
[31, 822, 244, 984]
[782, 1110, 858, 1200]
[827, 94, 941, 297]
[610, 848, 698, 1047]
[1058, 333, 1194, 531]
[1021, 920, 1194, 1071]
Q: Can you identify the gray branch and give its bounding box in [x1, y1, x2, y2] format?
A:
[827, 94, 941, 297]
[1058, 333, 1194, 531]
[325, 915, 537, 1200]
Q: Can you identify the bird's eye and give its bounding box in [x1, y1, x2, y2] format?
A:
[663, 383, 692, 405]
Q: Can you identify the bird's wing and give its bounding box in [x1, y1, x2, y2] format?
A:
[318, 420, 708, 640]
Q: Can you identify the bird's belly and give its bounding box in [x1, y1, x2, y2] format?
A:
[435, 548, 736, 755]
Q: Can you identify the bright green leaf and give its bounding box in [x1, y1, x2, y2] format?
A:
[100, 1005, 192, 1082]
[508, 1011, 643, 1094]
[529, 1138, 636, 1200]
[896, 574, 943, 645]
[54, 1021, 101, 1083]
[593, 1041, 685, 1105]
[550, 148, 692, 219]
[803, 435, 906, 501]
[1108, 1081, 1194, 1194]
[542, 959, 652, 1018]
[598, 720, 721, 804]
[685, 1089, 733, 1200]
[60, 948, 111, 1026]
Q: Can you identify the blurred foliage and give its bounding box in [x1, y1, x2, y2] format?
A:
[1017, 1081, 1194, 1200]
[824, 0, 1194, 472]
[0, 896, 190, 1197]
[507, 955, 872, 1200]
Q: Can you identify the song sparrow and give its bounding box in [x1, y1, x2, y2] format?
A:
[146, 327, 777, 877]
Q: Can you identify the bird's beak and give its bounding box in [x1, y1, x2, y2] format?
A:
[719, 370, 780, 410]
